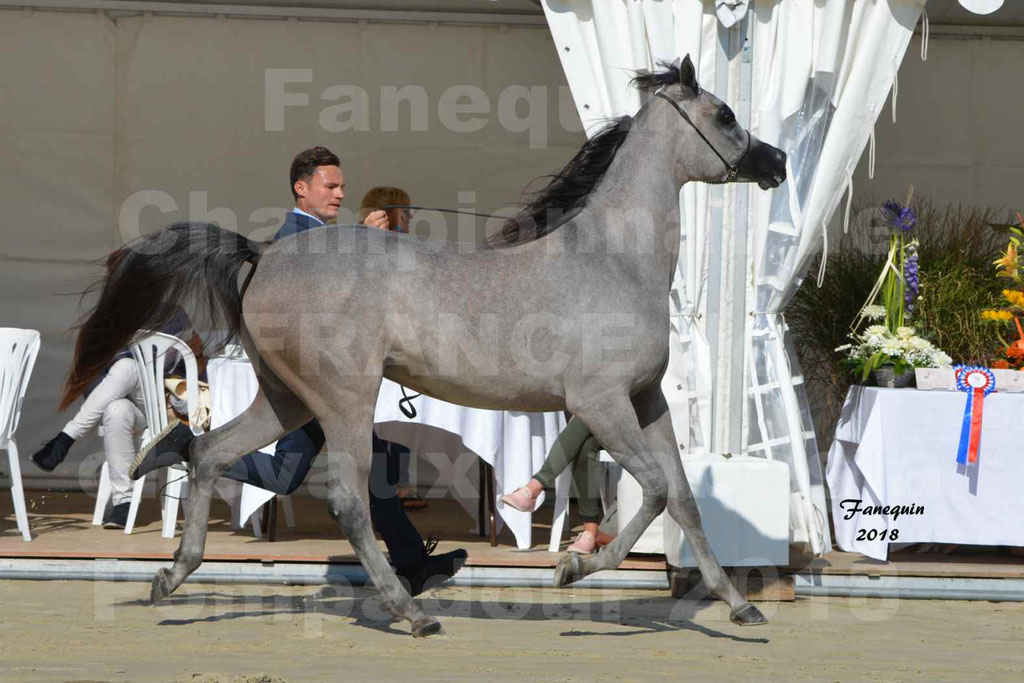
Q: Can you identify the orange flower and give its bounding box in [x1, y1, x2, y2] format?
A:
[993, 359, 1011, 369]
[995, 242, 1019, 277]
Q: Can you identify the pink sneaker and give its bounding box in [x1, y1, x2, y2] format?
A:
[567, 531, 597, 554]
[500, 486, 539, 512]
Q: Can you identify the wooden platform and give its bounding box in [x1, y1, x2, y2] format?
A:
[0, 490, 666, 569]
[4, 491, 1023, 580]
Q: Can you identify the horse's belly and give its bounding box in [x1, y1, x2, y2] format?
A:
[383, 367, 566, 413]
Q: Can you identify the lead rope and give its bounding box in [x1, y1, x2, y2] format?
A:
[399, 385, 420, 419]
[382, 205, 510, 221]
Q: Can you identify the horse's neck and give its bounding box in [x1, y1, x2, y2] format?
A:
[571, 123, 683, 288]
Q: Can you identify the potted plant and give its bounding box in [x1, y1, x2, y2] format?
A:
[836, 307, 952, 387]
[840, 194, 951, 387]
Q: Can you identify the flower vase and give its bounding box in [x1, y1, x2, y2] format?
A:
[873, 365, 915, 389]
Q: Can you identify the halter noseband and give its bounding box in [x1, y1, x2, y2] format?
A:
[654, 89, 750, 182]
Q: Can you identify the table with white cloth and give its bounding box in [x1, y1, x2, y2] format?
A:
[826, 385, 1024, 561]
[206, 356, 568, 549]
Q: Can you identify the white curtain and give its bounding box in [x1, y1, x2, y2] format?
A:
[543, 0, 926, 554]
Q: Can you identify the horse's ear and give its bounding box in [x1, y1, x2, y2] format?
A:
[679, 54, 701, 95]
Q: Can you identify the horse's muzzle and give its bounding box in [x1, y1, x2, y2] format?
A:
[740, 138, 787, 190]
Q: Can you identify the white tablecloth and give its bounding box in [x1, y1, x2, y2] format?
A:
[206, 356, 567, 549]
[826, 386, 1024, 560]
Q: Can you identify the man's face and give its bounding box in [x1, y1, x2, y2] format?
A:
[295, 165, 344, 222]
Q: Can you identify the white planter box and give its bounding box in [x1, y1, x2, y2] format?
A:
[631, 455, 792, 567]
[914, 367, 1024, 392]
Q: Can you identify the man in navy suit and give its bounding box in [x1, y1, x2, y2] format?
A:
[135, 147, 466, 595]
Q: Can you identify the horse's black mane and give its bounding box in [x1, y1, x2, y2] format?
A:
[490, 62, 679, 247]
[490, 116, 632, 246]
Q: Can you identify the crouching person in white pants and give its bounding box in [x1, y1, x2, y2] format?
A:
[32, 357, 148, 528]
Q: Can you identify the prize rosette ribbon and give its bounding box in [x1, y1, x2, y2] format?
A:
[954, 365, 996, 465]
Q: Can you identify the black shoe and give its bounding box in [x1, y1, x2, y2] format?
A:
[396, 539, 468, 597]
[102, 502, 130, 529]
[30, 432, 75, 472]
[130, 421, 193, 481]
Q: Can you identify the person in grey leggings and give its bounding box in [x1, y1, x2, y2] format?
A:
[500, 417, 615, 553]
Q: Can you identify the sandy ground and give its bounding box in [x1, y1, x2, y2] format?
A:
[1, 580, 1022, 682]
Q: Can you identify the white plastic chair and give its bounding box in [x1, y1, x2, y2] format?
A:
[92, 332, 202, 538]
[0, 328, 41, 542]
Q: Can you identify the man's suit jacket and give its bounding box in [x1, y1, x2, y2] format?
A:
[274, 210, 322, 240]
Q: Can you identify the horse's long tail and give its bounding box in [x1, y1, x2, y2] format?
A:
[59, 222, 264, 409]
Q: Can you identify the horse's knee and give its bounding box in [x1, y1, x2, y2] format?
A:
[666, 489, 701, 522]
[326, 488, 364, 526]
[643, 478, 669, 512]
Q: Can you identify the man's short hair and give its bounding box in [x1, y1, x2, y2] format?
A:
[290, 146, 340, 199]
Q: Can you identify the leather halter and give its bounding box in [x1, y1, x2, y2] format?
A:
[654, 89, 751, 182]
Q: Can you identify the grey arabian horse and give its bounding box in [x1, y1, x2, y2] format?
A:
[63, 56, 786, 637]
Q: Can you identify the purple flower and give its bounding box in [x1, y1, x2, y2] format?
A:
[882, 200, 916, 232]
[898, 207, 917, 232]
[904, 248, 920, 316]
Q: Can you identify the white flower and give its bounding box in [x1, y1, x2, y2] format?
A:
[865, 324, 888, 337]
[863, 305, 886, 321]
[909, 337, 932, 351]
[835, 344, 853, 352]
[896, 326, 916, 339]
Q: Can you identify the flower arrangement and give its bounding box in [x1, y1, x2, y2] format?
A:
[839, 191, 951, 384]
[836, 309, 952, 382]
[981, 212, 1024, 369]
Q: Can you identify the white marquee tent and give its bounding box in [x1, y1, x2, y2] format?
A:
[541, 0, 1009, 555]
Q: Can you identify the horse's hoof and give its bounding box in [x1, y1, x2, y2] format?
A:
[553, 552, 582, 588]
[150, 568, 175, 605]
[411, 617, 445, 638]
[729, 603, 768, 626]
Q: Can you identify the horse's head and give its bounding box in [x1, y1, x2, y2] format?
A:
[636, 55, 786, 190]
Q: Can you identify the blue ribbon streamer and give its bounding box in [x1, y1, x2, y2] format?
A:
[956, 390, 973, 465]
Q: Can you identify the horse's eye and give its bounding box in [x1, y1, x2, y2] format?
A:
[719, 108, 736, 125]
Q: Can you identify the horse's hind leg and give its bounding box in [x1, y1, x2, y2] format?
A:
[150, 381, 311, 603]
[634, 383, 766, 625]
[553, 391, 669, 586]
[317, 409, 441, 638]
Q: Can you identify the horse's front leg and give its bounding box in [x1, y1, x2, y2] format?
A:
[319, 418, 441, 638]
[634, 383, 767, 625]
[552, 391, 668, 586]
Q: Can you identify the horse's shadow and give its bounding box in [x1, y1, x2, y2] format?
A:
[130, 587, 770, 644]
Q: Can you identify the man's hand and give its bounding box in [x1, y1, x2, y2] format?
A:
[363, 209, 390, 230]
